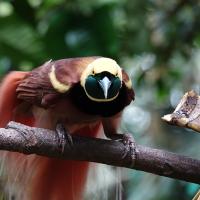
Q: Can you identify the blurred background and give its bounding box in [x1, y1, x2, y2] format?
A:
[0, 0, 200, 199]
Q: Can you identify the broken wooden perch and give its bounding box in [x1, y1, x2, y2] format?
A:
[162, 90, 200, 200]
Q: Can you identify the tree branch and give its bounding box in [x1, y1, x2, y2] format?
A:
[162, 90, 200, 199]
[0, 121, 200, 184]
[162, 90, 200, 132]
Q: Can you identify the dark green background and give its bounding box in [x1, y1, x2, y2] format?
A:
[0, 0, 200, 199]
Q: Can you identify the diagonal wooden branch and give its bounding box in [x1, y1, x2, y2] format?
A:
[0, 121, 200, 184]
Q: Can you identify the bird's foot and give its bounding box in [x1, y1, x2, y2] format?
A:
[55, 123, 73, 153]
[105, 132, 136, 164]
[120, 133, 136, 167]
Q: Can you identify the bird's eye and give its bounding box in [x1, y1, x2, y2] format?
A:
[115, 73, 118, 77]
[92, 70, 95, 75]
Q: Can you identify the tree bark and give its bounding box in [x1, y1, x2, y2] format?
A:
[0, 121, 200, 184]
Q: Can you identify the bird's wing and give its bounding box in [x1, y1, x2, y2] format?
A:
[16, 57, 98, 108]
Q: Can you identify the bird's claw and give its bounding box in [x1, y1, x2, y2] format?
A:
[55, 123, 73, 153]
[105, 132, 136, 164]
[121, 133, 134, 146]
[121, 133, 136, 165]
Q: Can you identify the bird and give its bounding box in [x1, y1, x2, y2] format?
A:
[0, 56, 134, 200]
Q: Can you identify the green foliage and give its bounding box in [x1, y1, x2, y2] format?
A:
[0, 0, 200, 199]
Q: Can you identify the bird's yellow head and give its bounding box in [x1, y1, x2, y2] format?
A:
[80, 57, 123, 102]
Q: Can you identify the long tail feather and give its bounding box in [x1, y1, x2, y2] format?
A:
[0, 71, 30, 127]
[0, 73, 101, 200]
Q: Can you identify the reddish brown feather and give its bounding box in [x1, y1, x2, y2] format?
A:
[16, 63, 56, 106]
[17, 57, 134, 109]
[0, 58, 135, 200]
[122, 68, 130, 83]
[16, 57, 99, 108]
[121, 69, 135, 102]
[0, 71, 34, 127]
[54, 57, 97, 85]
[0, 68, 102, 200]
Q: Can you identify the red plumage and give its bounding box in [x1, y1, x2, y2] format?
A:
[0, 57, 134, 200]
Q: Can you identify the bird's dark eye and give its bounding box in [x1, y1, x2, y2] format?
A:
[92, 70, 95, 75]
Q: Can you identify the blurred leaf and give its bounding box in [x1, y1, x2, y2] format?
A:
[0, 1, 200, 199]
[0, 15, 47, 66]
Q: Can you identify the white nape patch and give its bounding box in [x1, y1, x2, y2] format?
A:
[92, 58, 121, 77]
[80, 57, 122, 87]
[49, 65, 70, 93]
[80, 57, 123, 102]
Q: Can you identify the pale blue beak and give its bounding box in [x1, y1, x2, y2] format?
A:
[98, 76, 112, 99]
